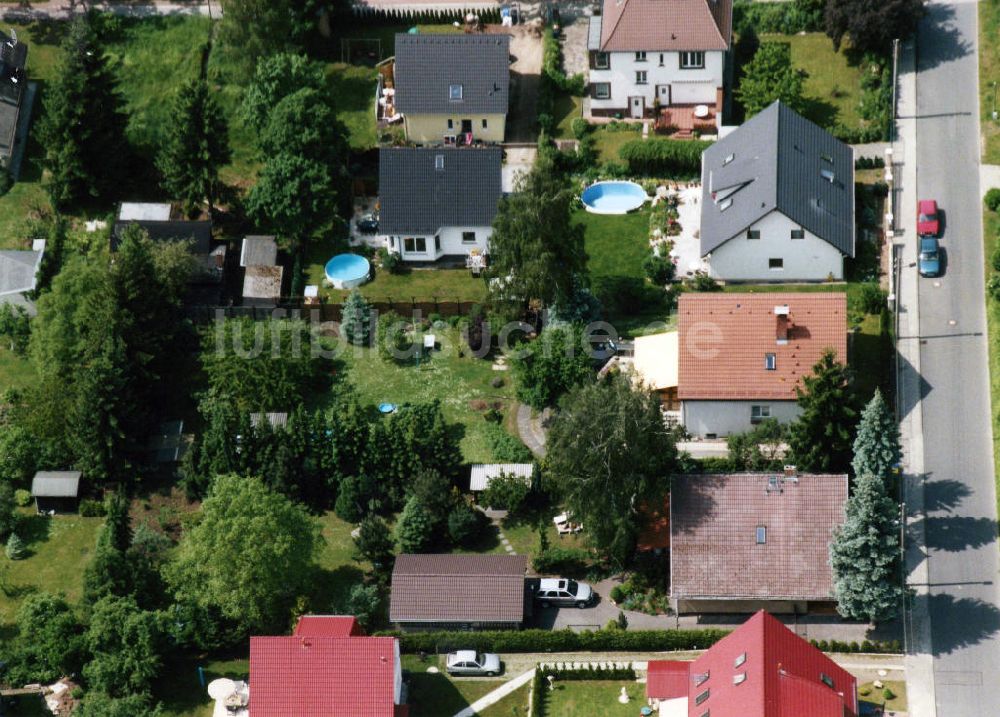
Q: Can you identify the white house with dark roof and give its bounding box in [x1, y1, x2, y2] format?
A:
[393, 33, 509, 145]
[701, 101, 856, 282]
[587, 0, 732, 130]
[378, 147, 502, 264]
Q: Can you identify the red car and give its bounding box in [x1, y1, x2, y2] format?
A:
[918, 199, 940, 237]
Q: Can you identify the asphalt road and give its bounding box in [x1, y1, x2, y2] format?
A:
[915, 1, 1000, 713]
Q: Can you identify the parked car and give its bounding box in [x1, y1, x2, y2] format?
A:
[356, 213, 379, 234]
[446, 650, 502, 676]
[917, 199, 940, 237]
[536, 578, 594, 608]
[919, 236, 941, 277]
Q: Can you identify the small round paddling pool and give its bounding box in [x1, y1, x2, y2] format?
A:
[324, 253, 371, 290]
[581, 180, 648, 214]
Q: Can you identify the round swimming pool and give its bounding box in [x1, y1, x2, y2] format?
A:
[324, 253, 371, 290]
[581, 181, 648, 214]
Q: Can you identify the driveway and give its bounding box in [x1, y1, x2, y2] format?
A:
[505, 24, 543, 143]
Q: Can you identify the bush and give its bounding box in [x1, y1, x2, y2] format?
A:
[14, 489, 31, 507]
[988, 274, 1000, 302]
[533, 547, 590, 576]
[486, 424, 534, 463]
[733, 0, 823, 35]
[79, 499, 108, 517]
[986, 188, 1000, 212]
[480, 472, 532, 512]
[377, 247, 403, 275]
[447, 503, 488, 547]
[854, 156, 886, 170]
[883, 687, 896, 700]
[0, 169, 11, 198]
[858, 282, 888, 315]
[609, 585, 625, 603]
[538, 664, 636, 681]
[685, 271, 722, 292]
[992, 245, 1000, 274]
[571, 117, 591, 140]
[593, 275, 650, 316]
[619, 138, 710, 176]
[643, 250, 676, 286]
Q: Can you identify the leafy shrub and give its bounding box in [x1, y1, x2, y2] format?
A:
[377, 311, 415, 363]
[992, 245, 1000, 274]
[377, 247, 403, 275]
[854, 156, 886, 170]
[447, 503, 488, 547]
[486, 424, 534, 463]
[571, 118, 591, 140]
[609, 585, 625, 603]
[883, 687, 896, 700]
[593, 275, 649, 316]
[858, 282, 888, 315]
[619, 138, 710, 176]
[14, 489, 31, 507]
[643, 250, 676, 286]
[538, 664, 637, 681]
[533, 547, 590, 576]
[986, 188, 1000, 212]
[733, 0, 824, 35]
[480, 471, 532, 512]
[79, 499, 108, 517]
[685, 271, 722, 292]
[987, 274, 1000, 302]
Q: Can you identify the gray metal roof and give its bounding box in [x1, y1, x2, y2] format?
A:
[379, 147, 502, 235]
[394, 33, 509, 116]
[700, 102, 855, 257]
[31, 471, 82, 497]
[250, 412, 289, 429]
[469, 463, 534, 492]
[0, 242, 43, 297]
[587, 15, 603, 51]
[240, 235, 278, 267]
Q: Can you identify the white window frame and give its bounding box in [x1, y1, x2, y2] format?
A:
[593, 82, 611, 100]
[449, 84, 463, 100]
[404, 237, 427, 253]
[680, 51, 705, 69]
[635, 51, 647, 62]
[751, 405, 771, 423]
[595, 52, 609, 69]
[765, 353, 776, 370]
[635, 70, 648, 85]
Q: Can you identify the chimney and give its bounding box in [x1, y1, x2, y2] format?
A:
[783, 465, 798, 482]
[774, 305, 789, 345]
[301, 637, 312, 648]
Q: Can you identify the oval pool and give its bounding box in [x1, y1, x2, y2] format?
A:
[581, 181, 648, 214]
[324, 253, 371, 290]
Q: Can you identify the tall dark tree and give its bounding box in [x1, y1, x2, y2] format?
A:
[546, 374, 679, 566]
[354, 514, 396, 579]
[157, 79, 231, 214]
[487, 154, 587, 315]
[246, 153, 337, 250]
[825, 0, 925, 54]
[852, 387, 900, 484]
[787, 349, 857, 473]
[0, 593, 84, 685]
[240, 53, 326, 134]
[38, 16, 128, 209]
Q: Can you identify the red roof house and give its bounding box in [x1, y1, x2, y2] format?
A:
[249, 615, 406, 717]
[646, 611, 857, 717]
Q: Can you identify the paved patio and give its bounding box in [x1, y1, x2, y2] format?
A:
[649, 184, 708, 279]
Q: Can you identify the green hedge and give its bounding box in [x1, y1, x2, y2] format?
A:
[733, 0, 823, 36]
[619, 139, 711, 176]
[532, 547, 591, 576]
[376, 627, 904, 656]
[530, 668, 545, 715]
[538, 664, 636, 681]
[543, 33, 586, 96]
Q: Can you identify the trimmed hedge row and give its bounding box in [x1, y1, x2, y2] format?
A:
[619, 138, 711, 176]
[377, 627, 903, 656]
[537, 664, 636, 681]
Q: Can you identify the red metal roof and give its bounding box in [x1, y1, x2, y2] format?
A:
[294, 615, 363, 637]
[647, 660, 689, 700]
[249, 633, 399, 717]
[687, 611, 857, 717]
[677, 293, 847, 401]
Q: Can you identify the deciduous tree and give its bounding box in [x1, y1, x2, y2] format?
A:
[240, 53, 326, 133]
[512, 325, 594, 410]
[825, 0, 924, 54]
[0, 593, 84, 684]
[736, 42, 807, 117]
[218, 0, 296, 80]
[83, 596, 163, 697]
[246, 153, 337, 249]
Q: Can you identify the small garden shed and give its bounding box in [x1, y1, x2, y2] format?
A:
[31, 471, 82, 514]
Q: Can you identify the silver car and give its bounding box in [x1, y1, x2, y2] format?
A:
[536, 578, 594, 608]
[446, 650, 502, 676]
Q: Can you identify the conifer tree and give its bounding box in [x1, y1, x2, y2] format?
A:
[788, 349, 857, 473]
[852, 388, 901, 484]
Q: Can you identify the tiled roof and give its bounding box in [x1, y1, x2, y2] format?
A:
[646, 660, 689, 700]
[249, 634, 398, 717]
[294, 615, 362, 637]
[243, 265, 283, 301]
[687, 611, 858, 717]
[31, 471, 82, 498]
[677, 292, 847, 401]
[469, 463, 533, 492]
[390, 554, 527, 624]
[394, 33, 509, 115]
[598, 0, 732, 52]
[670, 473, 847, 600]
[701, 102, 855, 257]
[379, 147, 502, 235]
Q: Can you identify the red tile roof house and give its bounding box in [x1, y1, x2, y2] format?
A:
[389, 554, 528, 631]
[249, 615, 408, 717]
[586, 0, 732, 134]
[677, 292, 847, 437]
[669, 472, 848, 614]
[646, 610, 858, 717]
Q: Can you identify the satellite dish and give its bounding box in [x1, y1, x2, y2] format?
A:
[207, 678, 236, 700]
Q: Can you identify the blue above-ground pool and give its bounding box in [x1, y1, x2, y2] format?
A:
[324, 253, 371, 290]
[581, 181, 648, 214]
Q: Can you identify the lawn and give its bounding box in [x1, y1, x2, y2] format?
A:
[0, 345, 34, 391]
[402, 654, 505, 717]
[577, 207, 649, 282]
[590, 124, 641, 165]
[479, 682, 529, 716]
[158, 656, 249, 717]
[328, 325, 520, 463]
[858, 680, 907, 712]
[330, 62, 379, 150]
[980, 0, 1000, 163]
[0, 512, 104, 628]
[984, 206, 1000, 519]
[542, 680, 643, 717]
[760, 32, 866, 131]
[554, 93, 584, 139]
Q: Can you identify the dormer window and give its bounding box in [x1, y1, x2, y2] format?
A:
[820, 168, 835, 183]
[733, 673, 747, 685]
[756, 526, 766, 544]
[449, 84, 463, 100]
[821, 153, 834, 164]
[724, 153, 735, 165]
[719, 197, 732, 211]
[734, 652, 747, 668]
[820, 673, 835, 689]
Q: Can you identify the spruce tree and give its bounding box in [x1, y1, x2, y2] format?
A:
[157, 78, 231, 214]
[787, 349, 858, 473]
[5, 532, 26, 560]
[341, 290, 372, 346]
[829, 472, 905, 623]
[38, 16, 128, 209]
[354, 515, 395, 579]
[852, 388, 901, 484]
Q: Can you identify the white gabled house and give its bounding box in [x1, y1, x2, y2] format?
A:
[587, 0, 732, 131]
[378, 147, 502, 265]
[701, 102, 856, 282]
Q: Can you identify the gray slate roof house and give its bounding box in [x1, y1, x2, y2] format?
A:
[31, 471, 82, 513]
[394, 34, 510, 116]
[700, 101, 855, 259]
[389, 554, 527, 630]
[0, 30, 27, 171]
[0, 239, 45, 315]
[379, 147, 502, 236]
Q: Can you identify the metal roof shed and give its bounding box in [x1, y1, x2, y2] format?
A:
[31, 471, 82, 513]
